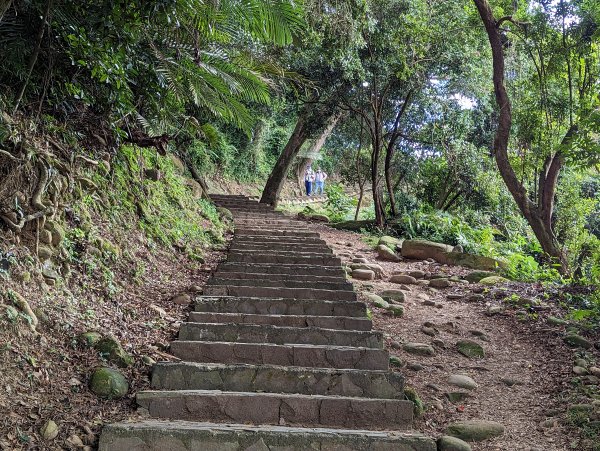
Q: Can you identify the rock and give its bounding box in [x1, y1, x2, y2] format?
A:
[456, 340, 485, 359]
[438, 252, 505, 271]
[486, 305, 502, 316]
[563, 334, 592, 349]
[401, 239, 454, 261]
[376, 244, 400, 262]
[438, 436, 472, 451]
[547, 316, 569, 326]
[45, 221, 65, 246]
[429, 278, 451, 288]
[403, 342, 435, 356]
[446, 420, 505, 442]
[468, 294, 485, 302]
[499, 377, 524, 387]
[216, 207, 233, 221]
[589, 367, 600, 377]
[447, 294, 463, 300]
[351, 263, 385, 278]
[430, 273, 449, 280]
[409, 270, 425, 279]
[171, 293, 191, 305]
[37, 245, 54, 261]
[575, 359, 588, 368]
[89, 367, 129, 398]
[386, 305, 404, 317]
[389, 356, 404, 367]
[39, 229, 53, 245]
[432, 338, 446, 348]
[448, 374, 477, 390]
[366, 294, 389, 309]
[309, 214, 330, 222]
[421, 326, 437, 337]
[96, 336, 134, 367]
[40, 420, 59, 441]
[573, 366, 589, 376]
[79, 331, 102, 348]
[407, 363, 424, 371]
[380, 289, 406, 303]
[390, 274, 418, 284]
[427, 383, 442, 392]
[378, 235, 403, 251]
[144, 168, 162, 181]
[479, 276, 509, 286]
[142, 356, 156, 366]
[446, 392, 470, 403]
[404, 386, 424, 417]
[169, 154, 186, 173]
[42, 265, 60, 281]
[352, 269, 376, 280]
[452, 245, 464, 253]
[423, 300, 437, 307]
[352, 258, 369, 263]
[390, 340, 403, 350]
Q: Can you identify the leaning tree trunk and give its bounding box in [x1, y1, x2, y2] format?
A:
[260, 117, 308, 207]
[474, 0, 567, 271]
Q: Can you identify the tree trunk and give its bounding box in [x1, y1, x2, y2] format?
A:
[260, 117, 308, 206]
[473, 0, 567, 271]
[371, 132, 385, 228]
[354, 182, 365, 221]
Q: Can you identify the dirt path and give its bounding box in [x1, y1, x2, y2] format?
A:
[313, 223, 584, 451]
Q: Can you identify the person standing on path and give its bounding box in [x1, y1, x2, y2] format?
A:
[304, 165, 315, 196]
[314, 168, 328, 195]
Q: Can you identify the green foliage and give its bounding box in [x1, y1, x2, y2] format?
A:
[324, 183, 355, 222]
[503, 253, 562, 283]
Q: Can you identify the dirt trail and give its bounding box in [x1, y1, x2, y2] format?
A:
[315, 223, 581, 451]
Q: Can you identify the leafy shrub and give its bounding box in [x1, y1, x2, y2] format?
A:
[324, 183, 355, 222]
[503, 253, 562, 283]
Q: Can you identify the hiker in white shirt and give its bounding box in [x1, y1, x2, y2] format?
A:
[304, 166, 315, 196]
[314, 168, 327, 195]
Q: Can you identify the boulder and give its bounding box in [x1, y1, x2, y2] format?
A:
[380, 289, 406, 303]
[37, 245, 54, 261]
[378, 235, 403, 251]
[465, 271, 496, 283]
[169, 154, 186, 173]
[403, 342, 435, 356]
[350, 263, 384, 278]
[184, 179, 203, 199]
[79, 331, 102, 348]
[437, 252, 505, 271]
[479, 276, 509, 286]
[96, 336, 134, 367]
[409, 270, 425, 279]
[445, 420, 505, 442]
[389, 356, 404, 368]
[563, 334, 592, 349]
[387, 305, 404, 317]
[376, 244, 400, 262]
[40, 420, 59, 441]
[437, 436, 472, 451]
[390, 274, 418, 285]
[352, 269, 375, 281]
[448, 374, 478, 390]
[401, 239, 453, 261]
[365, 294, 389, 309]
[45, 220, 66, 247]
[547, 316, 569, 326]
[89, 367, 129, 399]
[456, 340, 485, 358]
[429, 278, 451, 288]
[39, 229, 53, 245]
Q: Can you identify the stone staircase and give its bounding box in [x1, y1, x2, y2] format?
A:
[98, 195, 435, 450]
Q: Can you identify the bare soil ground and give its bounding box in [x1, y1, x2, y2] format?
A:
[312, 221, 599, 451]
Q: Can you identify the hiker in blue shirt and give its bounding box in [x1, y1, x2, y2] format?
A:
[314, 168, 328, 195]
[304, 166, 315, 196]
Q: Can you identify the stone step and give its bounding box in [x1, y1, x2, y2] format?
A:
[202, 285, 357, 302]
[226, 252, 340, 266]
[234, 223, 305, 231]
[136, 390, 413, 430]
[195, 296, 367, 317]
[210, 271, 346, 283]
[151, 362, 402, 397]
[188, 312, 372, 330]
[232, 235, 326, 245]
[235, 228, 320, 238]
[207, 276, 352, 291]
[170, 341, 389, 370]
[178, 323, 382, 348]
[229, 248, 335, 258]
[216, 263, 345, 276]
[99, 421, 437, 451]
[230, 241, 332, 253]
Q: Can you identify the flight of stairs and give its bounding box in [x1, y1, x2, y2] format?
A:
[98, 195, 436, 450]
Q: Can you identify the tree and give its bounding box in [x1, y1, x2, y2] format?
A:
[473, 0, 599, 271]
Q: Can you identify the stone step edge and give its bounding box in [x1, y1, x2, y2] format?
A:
[99, 420, 436, 451]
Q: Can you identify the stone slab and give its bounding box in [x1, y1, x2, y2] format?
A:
[99, 421, 437, 451]
[202, 285, 357, 302]
[169, 341, 389, 370]
[178, 323, 383, 348]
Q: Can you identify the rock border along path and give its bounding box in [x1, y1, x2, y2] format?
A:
[98, 195, 435, 450]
